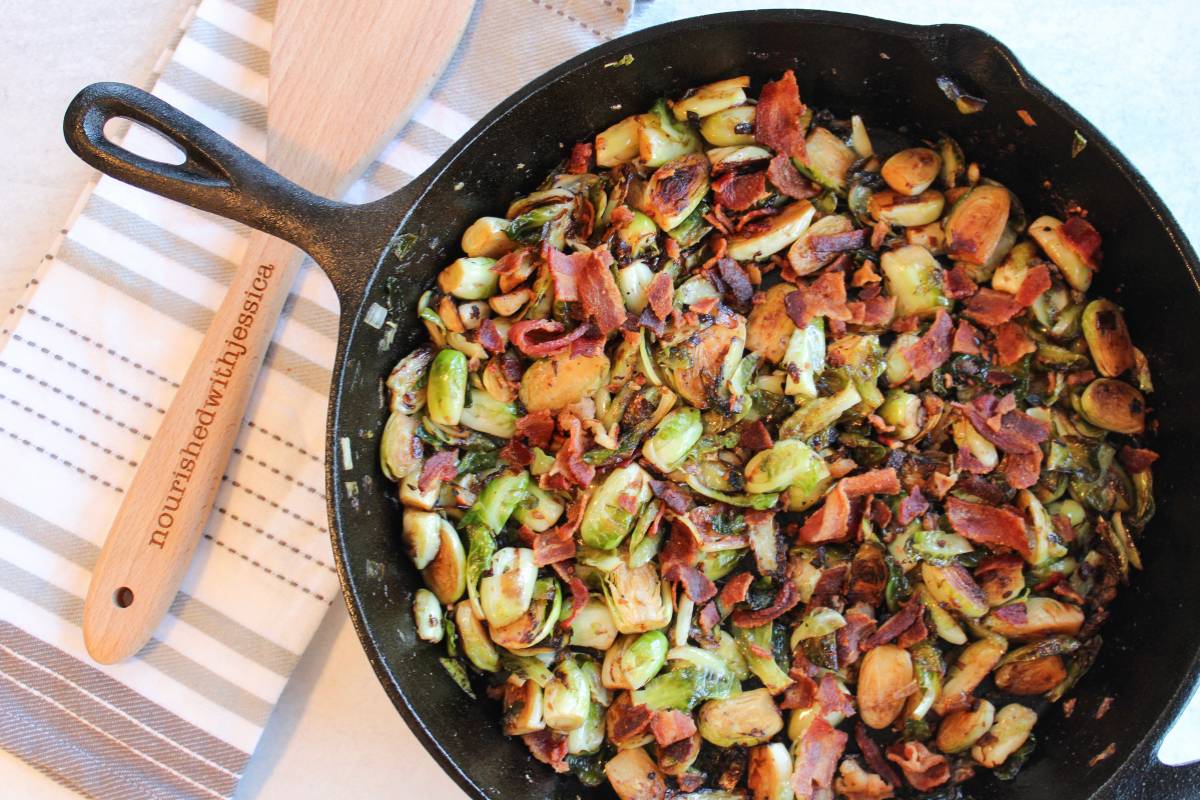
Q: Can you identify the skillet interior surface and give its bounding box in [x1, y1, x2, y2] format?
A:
[325, 11, 1200, 799]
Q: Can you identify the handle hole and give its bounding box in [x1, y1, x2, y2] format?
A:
[103, 116, 187, 166]
[113, 586, 135, 609]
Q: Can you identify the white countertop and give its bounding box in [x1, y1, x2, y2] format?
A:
[1, 1, 1198, 798]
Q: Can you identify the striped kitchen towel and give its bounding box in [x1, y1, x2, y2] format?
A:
[0, 1, 630, 798]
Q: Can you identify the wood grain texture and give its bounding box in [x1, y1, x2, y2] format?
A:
[83, 0, 475, 664]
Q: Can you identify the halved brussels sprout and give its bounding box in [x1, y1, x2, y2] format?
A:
[746, 283, 796, 364]
[953, 417, 999, 472]
[1078, 378, 1146, 434]
[479, 547, 538, 628]
[427, 348, 468, 426]
[399, 468, 439, 511]
[707, 144, 773, 169]
[640, 98, 702, 167]
[971, 703, 1037, 768]
[459, 386, 517, 438]
[582, 463, 654, 549]
[665, 317, 746, 409]
[1081, 299, 1134, 377]
[782, 318, 825, 398]
[567, 700, 606, 756]
[421, 518, 466, 604]
[544, 657, 591, 732]
[937, 700, 995, 754]
[502, 678, 544, 735]
[570, 595, 620, 651]
[994, 654, 1067, 695]
[513, 485, 565, 533]
[881, 244, 949, 318]
[412, 588, 444, 643]
[603, 561, 673, 634]
[401, 509, 443, 570]
[620, 630, 670, 690]
[916, 586, 967, 645]
[801, 127, 857, 191]
[642, 153, 711, 230]
[944, 185, 1012, 266]
[670, 76, 750, 119]
[906, 641, 945, 721]
[789, 607, 847, 644]
[489, 577, 561, 651]
[699, 688, 784, 747]
[858, 644, 914, 729]
[933, 635, 1007, 716]
[868, 189, 946, 227]
[461, 217, 519, 259]
[777, 381, 862, 442]
[747, 742, 793, 800]
[380, 412, 421, 481]
[735, 623, 793, 694]
[744, 438, 828, 495]
[912, 529, 975, 563]
[1028, 215, 1095, 291]
[879, 389, 924, 440]
[617, 260, 654, 313]
[984, 597, 1084, 640]
[438, 256, 499, 300]
[456, 601, 499, 672]
[700, 105, 757, 147]
[882, 147, 942, 196]
[726, 200, 816, 261]
[519, 352, 610, 413]
[596, 116, 641, 167]
[604, 747, 666, 800]
[615, 209, 659, 260]
[921, 562, 989, 618]
[643, 407, 704, 472]
[787, 213, 856, 277]
[386, 344, 434, 415]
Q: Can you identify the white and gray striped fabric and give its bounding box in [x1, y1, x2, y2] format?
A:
[0, 1, 630, 797]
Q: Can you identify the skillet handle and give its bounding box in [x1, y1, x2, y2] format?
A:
[63, 82, 349, 261]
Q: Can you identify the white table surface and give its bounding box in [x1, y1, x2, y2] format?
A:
[1, 1, 1198, 797]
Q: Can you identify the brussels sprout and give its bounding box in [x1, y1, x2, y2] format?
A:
[421, 519, 466, 604]
[787, 213, 856, 277]
[881, 245, 949, 318]
[952, 417, 999, 472]
[380, 412, 421, 481]
[605, 747, 666, 800]
[912, 529, 974, 563]
[937, 700, 996, 754]
[519, 353, 610, 413]
[671, 76, 750, 119]
[987, 597, 1084, 641]
[490, 577, 562, 651]
[566, 699, 606, 756]
[994, 655, 1068, 695]
[513, 485, 565, 533]
[726, 200, 816, 262]
[945, 185, 1012, 267]
[801, 127, 857, 191]
[744, 439, 826, 495]
[642, 407, 704, 472]
[617, 260, 654, 313]
[734, 623, 793, 694]
[971, 703, 1038, 768]
[386, 344, 435, 415]
[455, 601, 499, 672]
[438, 256, 499, 300]
[639, 99, 703, 167]
[747, 742, 794, 800]
[917, 586, 968, 645]
[461, 216, 519, 259]
[544, 657, 591, 732]
[570, 595, 620, 651]
[602, 635, 636, 690]
[427, 349, 468, 426]
[1078, 378, 1146, 434]
[906, 641, 945, 720]
[885, 332, 921, 385]
[459, 387, 517, 438]
[933, 636, 1007, 716]
[596, 115, 641, 167]
[879, 389, 924, 440]
[1028, 215, 1095, 292]
[632, 658, 735, 712]
[642, 153, 711, 230]
[502, 678, 544, 735]
[921, 562, 989, 618]
[700, 105, 756, 147]
[401, 509, 443, 570]
[882, 147, 942, 196]
[868, 189, 946, 227]
[938, 136, 966, 187]
[501, 653, 554, 687]
[858, 644, 914, 729]
[412, 588, 444, 643]
[582, 463, 654, 549]
[578, 657, 613, 707]
[603, 561, 673, 634]
[1016, 489, 1068, 566]
[782, 318, 825, 398]
[789, 607, 846, 644]
[620, 630, 670, 690]
[777, 382, 861, 441]
[850, 114, 874, 158]
[615, 210, 659, 259]
[699, 688, 784, 747]
[399, 468, 439, 510]
[472, 470, 530, 534]
[706, 144, 773, 169]
[746, 283, 797, 364]
[479, 547, 538, 628]
[665, 317, 745, 409]
[628, 500, 666, 568]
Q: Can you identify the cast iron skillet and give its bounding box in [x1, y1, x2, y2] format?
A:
[62, 10, 1200, 800]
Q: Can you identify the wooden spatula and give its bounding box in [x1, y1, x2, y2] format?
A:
[83, 0, 475, 664]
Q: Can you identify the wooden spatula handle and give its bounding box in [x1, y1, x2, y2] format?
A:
[83, 233, 305, 664]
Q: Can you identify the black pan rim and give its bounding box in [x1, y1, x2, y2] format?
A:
[325, 10, 1200, 799]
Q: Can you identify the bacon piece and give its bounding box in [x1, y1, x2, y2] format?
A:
[533, 523, 577, 567]
[964, 288, 1024, 327]
[684, 506, 749, 552]
[1015, 263, 1052, 306]
[861, 597, 924, 651]
[554, 415, 595, 488]
[837, 605, 877, 667]
[798, 483, 851, 544]
[523, 730, 569, 773]
[647, 270, 674, 320]
[541, 244, 583, 302]
[756, 70, 808, 161]
[718, 572, 755, 609]
[549, 564, 589, 627]
[785, 271, 851, 328]
[896, 615, 929, 648]
[509, 319, 594, 357]
[768, 154, 818, 199]
[476, 318, 505, 354]
[651, 710, 697, 747]
[499, 438, 533, 468]
[717, 257, 755, 307]
[739, 419, 774, 452]
[817, 674, 856, 718]
[607, 694, 655, 746]
[993, 321, 1036, 366]
[566, 141, 593, 174]
[852, 260, 882, 287]
[841, 468, 901, 497]
[651, 479, 693, 514]
[856, 723, 902, 788]
[713, 170, 768, 211]
[698, 601, 722, 637]
[810, 229, 867, 255]
[493, 247, 534, 276]
[419, 449, 458, 492]
[664, 563, 717, 604]
[1060, 216, 1102, 266]
[780, 674, 819, 710]
[958, 394, 1050, 454]
[730, 580, 800, 627]
[809, 564, 849, 607]
[887, 741, 949, 792]
[952, 319, 982, 355]
[945, 495, 1031, 557]
[847, 295, 897, 327]
[1002, 448, 1043, 490]
[1119, 445, 1159, 473]
[904, 309, 954, 381]
[607, 204, 634, 232]
[576, 249, 626, 335]
[895, 487, 930, 525]
[515, 409, 555, 448]
[790, 718, 848, 800]
[943, 264, 978, 300]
